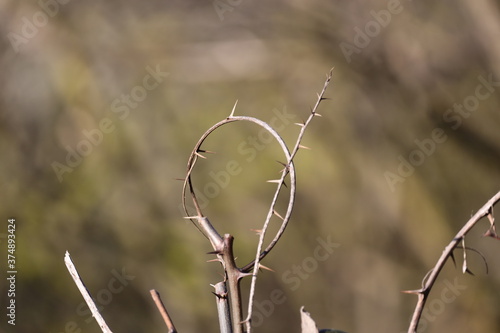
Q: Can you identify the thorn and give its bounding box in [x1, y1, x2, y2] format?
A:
[401, 289, 424, 295]
[211, 291, 227, 299]
[174, 178, 186, 181]
[450, 251, 456, 268]
[316, 92, 321, 99]
[195, 151, 207, 159]
[207, 258, 220, 263]
[250, 228, 263, 235]
[299, 144, 311, 150]
[183, 215, 200, 220]
[273, 209, 284, 220]
[237, 272, 253, 280]
[294, 122, 305, 127]
[258, 263, 275, 272]
[320, 97, 331, 101]
[266, 179, 287, 187]
[198, 149, 216, 154]
[314, 113, 323, 117]
[207, 250, 223, 255]
[228, 100, 238, 118]
[276, 161, 290, 173]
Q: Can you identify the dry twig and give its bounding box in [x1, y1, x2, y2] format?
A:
[150, 289, 178, 333]
[64, 251, 113, 333]
[405, 190, 500, 333]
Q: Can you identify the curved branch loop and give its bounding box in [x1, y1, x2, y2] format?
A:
[182, 115, 296, 266]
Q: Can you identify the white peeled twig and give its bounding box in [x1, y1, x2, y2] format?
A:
[64, 251, 113, 333]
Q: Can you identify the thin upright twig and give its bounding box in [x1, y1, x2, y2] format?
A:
[244, 69, 334, 332]
[405, 190, 500, 333]
[64, 251, 113, 333]
[150, 289, 178, 333]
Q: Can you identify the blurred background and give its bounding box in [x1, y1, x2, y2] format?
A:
[1, 0, 500, 332]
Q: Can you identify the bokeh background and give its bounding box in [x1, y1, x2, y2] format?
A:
[1, 0, 500, 332]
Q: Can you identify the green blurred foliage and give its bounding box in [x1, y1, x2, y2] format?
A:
[1, 0, 500, 332]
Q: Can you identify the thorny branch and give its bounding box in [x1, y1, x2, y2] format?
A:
[181, 115, 296, 333]
[244, 69, 333, 333]
[181, 69, 333, 333]
[405, 190, 500, 333]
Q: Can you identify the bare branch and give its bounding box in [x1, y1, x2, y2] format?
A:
[407, 190, 500, 333]
[244, 69, 334, 332]
[180, 69, 333, 333]
[64, 252, 113, 333]
[150, 289, 178, 333]
[213, 282, 232, 333]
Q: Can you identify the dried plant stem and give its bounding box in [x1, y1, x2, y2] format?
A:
[406, 190, 500, 333]
[64, 251, 113, 333]
[213, 281, 232, 333]
[181, 69, 333, 333]
[150, 289, 178, 333]
[182, 116, 297, 333]
[244, 69, 333, 332]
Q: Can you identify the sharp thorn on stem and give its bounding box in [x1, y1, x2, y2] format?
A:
[258, 263, 275, 272]
[273, 209, 284, 220]
[450, 251, 457, 268]
[228, 99, 238, 118]
[183, 215, 201, 220]
[194, 151, 207, 159]
[198, 149, 216, 154]
[401, 289, 424, 295]
[250, 228, 263, 235]
[207, 257, 223, 263]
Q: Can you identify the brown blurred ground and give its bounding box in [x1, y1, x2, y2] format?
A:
[1, 0, 500, 332]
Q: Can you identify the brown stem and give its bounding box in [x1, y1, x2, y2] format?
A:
[221, 234, 245, 333]
[150, 289, 178, 333]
